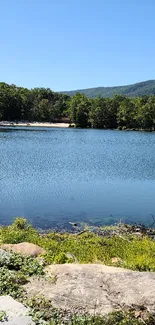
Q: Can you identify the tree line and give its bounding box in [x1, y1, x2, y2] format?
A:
[0, 82, 70, 122]
[1, 82, 155, 130]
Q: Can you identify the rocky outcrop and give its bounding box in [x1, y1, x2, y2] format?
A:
[0, 296, 34, 324]
[1, 264, 155, 321]
[1, 242, 46, 257]
[25, 264, 155, 315]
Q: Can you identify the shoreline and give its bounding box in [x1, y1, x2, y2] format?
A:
[0, 121, 70, 128]
[1, 219, 155, 236]
[0, 121, 155, 132]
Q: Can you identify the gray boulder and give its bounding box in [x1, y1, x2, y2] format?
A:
[3, 316, 34, 325]
[0, 296, 34, 324]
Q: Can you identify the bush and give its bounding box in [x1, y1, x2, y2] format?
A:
[0, 252, 44, 276]
[0, 267, 26, 298]
[0, 218, 39, 244]
[0, 250, 44, 299]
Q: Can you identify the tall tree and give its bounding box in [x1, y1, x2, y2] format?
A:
[69, 93, 90, 127]
[117, 98, 136, 129]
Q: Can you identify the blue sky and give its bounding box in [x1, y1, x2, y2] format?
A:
[0, 0, 155, 91]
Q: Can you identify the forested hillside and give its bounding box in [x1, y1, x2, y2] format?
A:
[61, 80, 155, 98]
[1, 82, 155, 130]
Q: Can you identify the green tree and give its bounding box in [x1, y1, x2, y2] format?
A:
[90, 97, 117, 129]
[0, 83, 22, 121]
[69, 93, 90, 127]
[136, 96, 155, 130]
[117, 98, 136, 129]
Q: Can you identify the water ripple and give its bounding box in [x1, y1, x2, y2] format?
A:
[1, 128, 155, 228]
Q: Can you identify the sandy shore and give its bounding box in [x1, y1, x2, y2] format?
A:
[0, 121, 70, 128]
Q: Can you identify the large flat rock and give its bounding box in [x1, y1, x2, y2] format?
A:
[25, 264, 155, 315]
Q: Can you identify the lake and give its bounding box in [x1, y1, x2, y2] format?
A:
[1, 126, 155, 229]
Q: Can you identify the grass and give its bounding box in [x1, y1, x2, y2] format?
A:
[0, 218, 155, 271]
[0, 310, 8, 322]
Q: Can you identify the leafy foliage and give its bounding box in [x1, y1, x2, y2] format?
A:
[0, 217, 39, 244]
[0, 267, 26, 298]
[0, 310, 8, 322]
[0, 252, 44, 276]
[69, 93, 91, 128]
[0, 243, 44, 298]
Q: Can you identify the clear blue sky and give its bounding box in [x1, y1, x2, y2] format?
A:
[0, 0, 155, 91]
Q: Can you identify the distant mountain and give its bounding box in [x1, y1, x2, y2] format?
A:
[61, 80, 155, 98]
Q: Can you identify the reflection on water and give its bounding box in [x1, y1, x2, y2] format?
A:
[1, 127, 155, 229]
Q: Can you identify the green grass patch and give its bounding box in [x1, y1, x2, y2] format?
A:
[1, 218, 155, 271]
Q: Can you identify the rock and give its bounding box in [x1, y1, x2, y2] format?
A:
[1, 244, 14, 251]
[25, 264, 155, 315]
[3, 316, 34, 325]
[36, 256, 45, 266]
[111, 257, 122, 264]
[0, 296, 34, 324]
[1, 242, 46, 257]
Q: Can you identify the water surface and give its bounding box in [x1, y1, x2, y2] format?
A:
[1, 127, 155, 229]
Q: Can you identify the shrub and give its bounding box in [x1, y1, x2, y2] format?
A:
[0, 252, 44, 276]
[0, 250, 44, 299]
[0, 267, 26, 298]
[0, 218, 38, 244]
